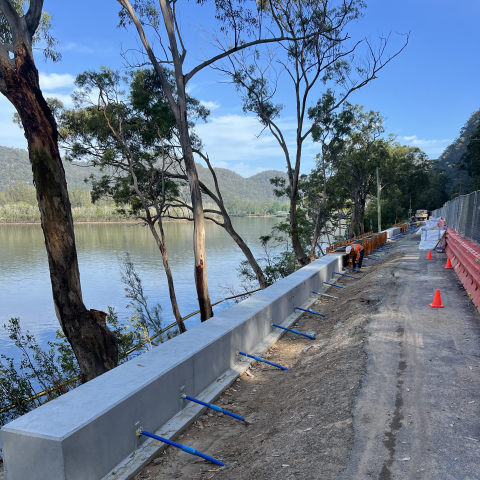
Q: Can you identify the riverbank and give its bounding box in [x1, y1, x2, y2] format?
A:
[0, 215, 286, 225]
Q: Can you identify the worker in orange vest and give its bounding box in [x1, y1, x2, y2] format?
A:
[346, 244, 364, 269]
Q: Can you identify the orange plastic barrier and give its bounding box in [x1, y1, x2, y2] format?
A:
[326, 231, 387, 256]
[446, 227, 480, 311]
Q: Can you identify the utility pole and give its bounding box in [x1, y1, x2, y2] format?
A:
[376, 167, 381, 233]
[408, 196, 412, 221]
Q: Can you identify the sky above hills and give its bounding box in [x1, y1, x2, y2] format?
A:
[1, 0, 479, 178]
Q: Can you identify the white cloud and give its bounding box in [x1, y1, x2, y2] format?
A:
[400, 135, 452, 156]
[212, 161, 269, 177]
[194, 114, 296, 163]
[42, 92, 74, 107]
[39, 73, 75, 90]
[200, 100, 220, 111]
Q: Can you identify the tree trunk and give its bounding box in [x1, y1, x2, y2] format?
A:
[358, 198, 366, 235]
[0, 38, 118, 382]
[349, 194, 358, 238]
[289, 167, 309, 266]
[159, 0, 213, 321]
[148, 220, 187, 332]
[196, 159, 268, 289]
[309, 198, 326, 262]
[222, 219, 268, 289]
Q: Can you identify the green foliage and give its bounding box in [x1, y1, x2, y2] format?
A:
[437, 108, 480, 197]
[236, 227, 297, 289]
[119, 253, 168, 344]
[0, 0, 61, 62]
[459, 123, 480, 190]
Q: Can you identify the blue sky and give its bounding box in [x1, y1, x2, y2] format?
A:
[1, 0, 479, 177]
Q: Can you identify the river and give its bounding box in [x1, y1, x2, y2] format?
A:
[0, 218, 281, 357]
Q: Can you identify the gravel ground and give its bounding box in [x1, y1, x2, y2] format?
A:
[134, 241, 408, 480]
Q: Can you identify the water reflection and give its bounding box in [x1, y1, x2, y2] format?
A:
[0, 218, 279, 355]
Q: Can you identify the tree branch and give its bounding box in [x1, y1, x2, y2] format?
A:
[185, 33, 318, 84]
[25, 0, 44, 36]
[0, 0, 20, 38]
[117, 0, 178, 119]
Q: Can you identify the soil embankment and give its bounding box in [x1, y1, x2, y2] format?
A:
[135, 242, 410, 480]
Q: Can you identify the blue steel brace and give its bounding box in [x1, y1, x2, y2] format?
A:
[238, 351, 289, 370]
[311, 291, 338, 299]
[295, 306, 327, 317]
[343, 267, 363, 273]
[324, 281, 346, 289]
[182, 395, 245, 422]
[139, 430, 225, 466]
[334, 271, 360, 279]
[272, 323, 316, 339]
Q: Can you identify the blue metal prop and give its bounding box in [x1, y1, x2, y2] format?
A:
[334, 271, 360, 279]
[182, 395, 244, 422]
[311, 291, 338, 299]
[343, 267, 363, 273]
[272, 323, 316, 340]
[324, 281, 346, 289]
[238, 351, 289, 370]
[295, 306, 327, 317]
[139, 430, 225, 466]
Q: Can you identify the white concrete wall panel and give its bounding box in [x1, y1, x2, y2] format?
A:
[0, 255, 343, 480]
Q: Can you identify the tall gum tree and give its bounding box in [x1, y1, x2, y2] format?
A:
[0, 0, 118, 381]
[116, 0, 335, 317]
[216, 0, 408, 265]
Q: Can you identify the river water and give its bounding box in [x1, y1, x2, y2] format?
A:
[0, 218, 280, 357]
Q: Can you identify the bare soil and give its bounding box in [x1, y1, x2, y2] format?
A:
[135, 245, 408, 480]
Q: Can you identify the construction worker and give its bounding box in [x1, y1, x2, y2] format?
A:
[346, 244, 364, 269]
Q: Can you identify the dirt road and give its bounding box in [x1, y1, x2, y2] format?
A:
[135, 235, 480, 480]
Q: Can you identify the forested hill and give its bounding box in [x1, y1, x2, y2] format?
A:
[0, 145, 287, 204]
[195, 164, 287, 203]
[436, 108, 480, 196]
[0, 146, 96, 191]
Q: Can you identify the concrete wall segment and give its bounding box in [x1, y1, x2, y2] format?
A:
[0, 254, 343, 480]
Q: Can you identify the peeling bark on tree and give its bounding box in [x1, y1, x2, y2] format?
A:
[0, 31, 118, 381]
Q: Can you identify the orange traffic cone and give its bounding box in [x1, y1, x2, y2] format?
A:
[430, 289, 444, 308]
[445, 258, 453, 269]
[426, 250, 433, 260]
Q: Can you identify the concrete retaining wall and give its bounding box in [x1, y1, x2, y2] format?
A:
[385, 227, 401, 238]
[0, 254, 344, 480]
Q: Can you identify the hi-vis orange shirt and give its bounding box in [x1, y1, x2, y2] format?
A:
[349, 244, 364, 260]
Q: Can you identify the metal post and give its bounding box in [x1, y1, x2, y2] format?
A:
[377, 166, 381, 233]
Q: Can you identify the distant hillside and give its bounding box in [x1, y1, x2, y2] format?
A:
[0, 145, 287, 204]
[195, 164, 287, 203]
[436, 108, 480, 196]
[0, 146, 97, 191]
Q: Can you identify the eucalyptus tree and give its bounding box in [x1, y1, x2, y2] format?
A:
[115, 0, 343, 318]
[59, 68, 199, 333]
[307, 94, 353, 260]
[331, 105, 388, 236]
[0, 0, 118, 381]
[217, 0, 408, 265]
[61, 67, 268, 329]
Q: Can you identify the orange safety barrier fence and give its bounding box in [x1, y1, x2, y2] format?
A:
[446, 227, 480, 311]
[326, 231, 387, 255]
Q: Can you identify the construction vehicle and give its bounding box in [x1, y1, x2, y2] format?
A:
[414, 209, 428, 222]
